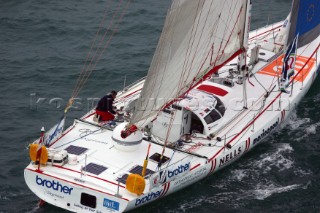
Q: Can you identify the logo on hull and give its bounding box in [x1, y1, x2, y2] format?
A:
[253, 119, 279, 145]
[36, 175, 73, 195]
[135, 190, 163, 206]
[103, 198, 120, 211]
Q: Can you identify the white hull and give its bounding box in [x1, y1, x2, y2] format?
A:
[24, 18, 320, 213]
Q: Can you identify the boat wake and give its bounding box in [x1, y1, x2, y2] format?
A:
[242, 183, 301, 200]
[283, 100, 320, 142]
[181, 142, 311, 210]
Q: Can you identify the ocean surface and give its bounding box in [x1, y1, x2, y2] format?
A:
[1, 0, 319, 212]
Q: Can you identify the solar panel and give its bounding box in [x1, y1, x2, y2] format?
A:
[83, 163, 107, 175]
[129, 165, 154, 176]
[116, 174, 129, 184]
[116, 165, 155, 184]
[65, 145, 88, 155]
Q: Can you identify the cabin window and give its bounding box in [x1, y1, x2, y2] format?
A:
[215, 96, 226, 116]
[80, 193, 97, 209]
[203, 95, 225, 124]
[204, 109, 221, 124]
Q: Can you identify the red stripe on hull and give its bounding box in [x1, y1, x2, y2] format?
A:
[53, 165, 125, 188]
[209, 92, 283, 163]
[26, 168, 129, 201]
[190, 163, 201, 171]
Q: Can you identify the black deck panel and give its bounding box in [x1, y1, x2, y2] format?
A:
[65, 145, 88, 155]
[83, 163, 107, 175]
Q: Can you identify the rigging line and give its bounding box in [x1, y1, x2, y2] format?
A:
[291, 43, 320, 87]
[221, 4, 245, 56]
[129, 1, 179, 126]
[73, 0, 125, 98]
[213, 1, 239, 40]
[71, 0, 111, 99]
[182, 0, 213, 90]
[54, 128, 103, 149]
[215, 80, 277, 138]
[74, 0, 131, 98]
[150, 135, 208, 160]
[209, 10, 223, 65]
[132, 5, 176, 128]
[141, 1, 193, 116]
[134, 0, 202, 128]
[73, 0, 124, 98]
[179, 0, 203, 91]
[210, 4, 244, 71]
[159, 110, 176, 165]
[251, 72, 268, 92]
[186, 0, 231, 90]
[192, 3, 244, 88]
[150, 4, 179, 115]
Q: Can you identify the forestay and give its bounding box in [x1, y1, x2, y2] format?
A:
[130, 0, 248, 127]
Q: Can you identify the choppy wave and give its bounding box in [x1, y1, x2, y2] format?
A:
[283, 110, 320, 141]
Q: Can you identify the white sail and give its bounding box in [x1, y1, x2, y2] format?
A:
[130, 0, 248, 127]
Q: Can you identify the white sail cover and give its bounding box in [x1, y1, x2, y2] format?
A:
[130, 0, 248, 127]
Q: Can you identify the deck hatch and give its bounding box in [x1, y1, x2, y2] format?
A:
[83, 163, 107, 175]
[65, 145, 88, 155]
[149, 153, 170, 164]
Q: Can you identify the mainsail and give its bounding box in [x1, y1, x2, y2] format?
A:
[130, 0, 248, 127]
[288, 0, 320, 47]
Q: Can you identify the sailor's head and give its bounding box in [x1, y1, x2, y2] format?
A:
[111, 90, 117, 98]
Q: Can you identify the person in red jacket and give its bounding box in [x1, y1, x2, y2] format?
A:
[95, 90, 117, 121]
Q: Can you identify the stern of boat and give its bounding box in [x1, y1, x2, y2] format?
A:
[24, 165, 130, 213]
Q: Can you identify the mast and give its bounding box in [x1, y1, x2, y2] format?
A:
[238, 0, 252, 109]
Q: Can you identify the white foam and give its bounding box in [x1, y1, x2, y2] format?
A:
[230, 169, 247, 181]
[251, 183, 300, 200]
[281, 108, 320, 141]
[178, 197, 204, 212]
[291, 121, 320, 141]
[294, 168, 312, 177]
[305, 122, 320, 135]
[0, 194, 9, 201]
[253, 143, 294, 173]
[205, 182, 302, 207]
[286, 112, 310, 130]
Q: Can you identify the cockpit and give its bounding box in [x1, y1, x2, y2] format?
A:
[149, 86, 227, 142]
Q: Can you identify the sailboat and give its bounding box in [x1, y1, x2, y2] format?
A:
[24, 0, 319, 212]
